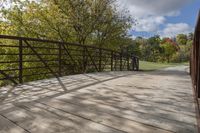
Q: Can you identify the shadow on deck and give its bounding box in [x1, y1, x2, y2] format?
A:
[0, 66, 198, 133]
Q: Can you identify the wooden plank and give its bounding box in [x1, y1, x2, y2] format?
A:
[0, 67, 198, 133]
[39, 98, 173, 133]
[53, 94, 197, 130]
[2, 103, 125, 133]
[0, 115, 28, 133]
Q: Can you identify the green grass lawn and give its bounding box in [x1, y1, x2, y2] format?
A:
[139, 61, 189, 71]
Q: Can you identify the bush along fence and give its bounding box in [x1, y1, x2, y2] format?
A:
[0, 35, 139, 86]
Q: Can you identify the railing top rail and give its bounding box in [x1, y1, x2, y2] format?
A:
[0, 35, 119, 54]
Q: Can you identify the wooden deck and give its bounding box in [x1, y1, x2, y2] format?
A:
[0, 66, 198, 133]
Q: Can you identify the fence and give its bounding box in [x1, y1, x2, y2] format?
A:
[191, 11, 200, 98]
[0, 35, 139, 86]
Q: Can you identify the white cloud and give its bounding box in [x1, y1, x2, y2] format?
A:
[117, 0, 193, 37]
[134, 16, 165, 32]
[130, 35, 137, 39]
[160, 23, 193, 37]
[117, 0, 191, 17]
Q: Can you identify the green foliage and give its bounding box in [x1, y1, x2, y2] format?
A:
[0, 0, 136, 86]
[146, 35, 161, 62]
[126, 34, 192, 63]
[188, 33, 194, 40]
[176, 34, 188, 45]
[1, 0, 134, 48]
[160, 42, 176, 62]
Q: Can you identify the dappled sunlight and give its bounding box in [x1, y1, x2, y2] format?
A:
[0, 66, 198, 132]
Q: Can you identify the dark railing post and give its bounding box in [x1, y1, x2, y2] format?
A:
[120, 51, 123, 71]
[132, 56, 135, 71]
[99, 48, 102, 72]
[111, 51, 113, 71]
[19, 39, 23, 84]
[58, 43, 62, 76]
[127, 54, 130, 71]
[126, 48, 129, 71]
[83, 46, 86, 73]
[136, 58, 139, 71]
[114, 54, 117, 71]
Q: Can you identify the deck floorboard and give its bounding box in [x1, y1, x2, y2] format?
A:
[0, 66, 198, 133]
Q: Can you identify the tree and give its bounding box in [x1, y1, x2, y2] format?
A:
[0, 0, 137, 86]
[188, 32, 194, 40]
[176, 34, 188, 45]
[134, 37, 148, 60]
[161, 42, 176, 63]
[146, 35, 161, 62]
[1, 0, 134, 48]
[126, 40, 141, 57]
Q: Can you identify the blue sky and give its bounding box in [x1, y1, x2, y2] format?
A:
[118, 0, 200, 38]
[168, 0, 199, 26]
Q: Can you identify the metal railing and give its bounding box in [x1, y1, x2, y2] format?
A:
[191, 11, 200, 98]
[0, 35, 139, 86]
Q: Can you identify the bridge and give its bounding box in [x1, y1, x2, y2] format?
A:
[0, 12, 200, 133]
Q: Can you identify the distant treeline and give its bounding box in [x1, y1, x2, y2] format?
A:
[126, 34, 193, 63]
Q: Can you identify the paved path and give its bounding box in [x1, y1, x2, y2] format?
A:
[0, 66, 198, 133]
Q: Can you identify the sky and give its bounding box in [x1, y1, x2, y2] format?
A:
[117, 0, 200, 38]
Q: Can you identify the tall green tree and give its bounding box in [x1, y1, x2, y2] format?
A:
[1, 0, 134, 48]
[161, 42, 176, 63]
[176, 34, 188, 45]
[146, 35, 161, 62]
[188, 32, 194, 40]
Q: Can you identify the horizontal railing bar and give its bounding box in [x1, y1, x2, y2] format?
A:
[63, 63, 76, 66]
[0, 68, 19, 71]
[0, 61, 19, 63]
[0, 76, 19, 80]
[23, 72, 56, 77]
[0, 45, 19, 48]
[0, 53, 19, 55]
[22, 59, 59, 63]
[22, 46, 59, 50]
[7, 60, 84, 65]
[61, 60, 79, 62]
[62, 54, 84, 56]
[23, 53, 59, 56]
[23, 65, 59, 70]
[0, 53, 59, 56]
[61, 49, 84, 52]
